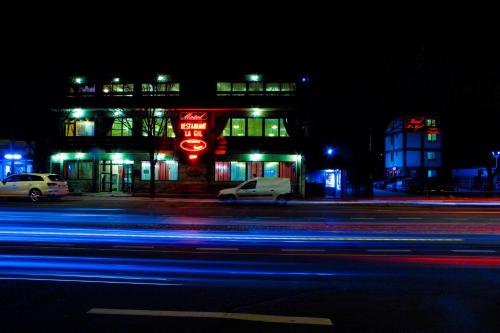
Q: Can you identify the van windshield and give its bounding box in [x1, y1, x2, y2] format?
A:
[240, 180, 257, 190]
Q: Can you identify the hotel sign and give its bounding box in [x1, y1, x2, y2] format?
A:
[179, 112, 208, 160]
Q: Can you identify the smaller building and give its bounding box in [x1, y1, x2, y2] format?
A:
[0, 140, 34, 178]
[384, 116, 442, 179]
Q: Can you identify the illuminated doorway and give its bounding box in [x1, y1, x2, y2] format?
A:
[99, 161, 133, 192]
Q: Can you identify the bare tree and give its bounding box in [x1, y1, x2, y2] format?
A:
[121, 107, 171, 197]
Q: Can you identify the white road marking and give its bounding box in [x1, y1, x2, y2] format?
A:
[196, 247, 239, 251]
[367, 249, 412, 253]
[451, 249, 497, 253]
[281, 249, 326, 252]
[87, 308, 333, 326]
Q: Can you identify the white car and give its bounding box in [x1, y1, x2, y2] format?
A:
[0, 173, 69, 202]
[217, 177, 292, 203]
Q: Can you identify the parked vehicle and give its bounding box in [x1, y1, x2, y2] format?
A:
[0, 173, 69, 202]
[217, 177, 291, 203]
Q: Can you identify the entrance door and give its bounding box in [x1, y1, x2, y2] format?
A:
[99, 161, 133, 193]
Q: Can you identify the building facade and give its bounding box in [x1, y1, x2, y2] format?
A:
[0, 140, 34, 179]
[49, 73, 306, 195]
[384, 116, 442, 179]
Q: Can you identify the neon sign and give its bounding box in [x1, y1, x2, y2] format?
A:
[405, 117, 425, 131]
[180, 139, 207, 152]
[179, 112, 208, 159]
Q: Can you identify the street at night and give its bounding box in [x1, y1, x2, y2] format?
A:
[0, 198, 499, 332]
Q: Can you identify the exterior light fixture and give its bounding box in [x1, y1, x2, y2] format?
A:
[72, 108, 84, 118]
[4, 154, 22, 160]
[189, 154, 198, 160]
[326, 147, 335, 156]
[76, 152, 85, 159]
[73, 77, 85, 84]
[157, 153, 166, 160]
[111, 153, 123, 162]
[251, 108, 262, 117]
[157, 74, 168, 82]
[112, 77, 120, 83]
[250, 153, 263, 161]
[113, 109, 123, 117]
[247, 74, 262, 82]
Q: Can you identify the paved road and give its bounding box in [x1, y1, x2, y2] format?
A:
[0, 198, 499, 332]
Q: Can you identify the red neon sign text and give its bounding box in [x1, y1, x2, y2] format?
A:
[180, 139, 207, 152]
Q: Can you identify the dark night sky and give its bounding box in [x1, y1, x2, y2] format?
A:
[1, 20, 499, 174]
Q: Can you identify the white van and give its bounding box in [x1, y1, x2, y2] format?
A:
[217, 177, 291, 202]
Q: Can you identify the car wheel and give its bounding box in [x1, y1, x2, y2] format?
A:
[29, 189, 42, 203]
[226, 194, 236, 202]
[276, 195, 287, 205]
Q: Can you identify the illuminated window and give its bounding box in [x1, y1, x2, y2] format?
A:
[279, 119, 288, 137]
[279, 162, 295, 181]
[141, 161, 178, 181]
[264, 162, 279, 177]
[63, 160, 93, 180]
[166, 119, 176, 138]
[265, 119, 279, 137]
[231, 118, 246, 136]
[232, 83, 247, 95]
[248, 82, 264, 94]
[247, 118, 263, 136]
[426, 118, 436, 127]
[142, 83, 178, 96]
[143, 118, 165, 137]
[217, 82, 231, 92]
[247, 162, 263, 178]
[215, 162, 230, 181]
[222, 120, 231, 136]
[103, 83, 134, 96]
[110, 118, 133, 136]
[265, 83, 280, 95]
[427, 151, 437, 161]
[280, 82, 296, 95]
[230, 162, 246, 181]
[65, 120, 94, 136]
[427, 133, 437, 143]
[167, 83, 180, 93]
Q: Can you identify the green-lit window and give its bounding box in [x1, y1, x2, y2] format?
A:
[426, 118, 436, 127]
[217, 82, 231, 92]
[167, 83, 180, 93]
[281, 82, 296, 92]
[166, 119, 176, 138]
[249, 82, 263, 94]
[248, 118, 263, 136]
[143, 118, 165, 137]
[157, 83, 167, 92]
[427, 133, 437, 143]
[222, 119, 231, 136]
[142, 83, 153, 92]
[103, 84, 112, 94]
[266, 83, 280, 95]
[265, 119, 279, 137]
[124, 84, 134, 96]
[264, 162, 279, 177]
[231, 118, 246, 136]
[279, 119, 288, 137]
[111, 118, 133, 136]
[113, 84, 123, 93]
[232, 83, 247, 95]
[230, 162, 246, 181]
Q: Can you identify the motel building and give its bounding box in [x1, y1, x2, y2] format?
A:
[49, 73, 307, 195]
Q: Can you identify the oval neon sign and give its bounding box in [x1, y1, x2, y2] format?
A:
[180, 139, 207, 152]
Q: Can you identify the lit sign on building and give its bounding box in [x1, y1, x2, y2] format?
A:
[179, 112, 208, 160]
[405, 117, 426, 131]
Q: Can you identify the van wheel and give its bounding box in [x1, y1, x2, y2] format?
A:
[29, 189, 42, 203]
[276, 195, 287, 205]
